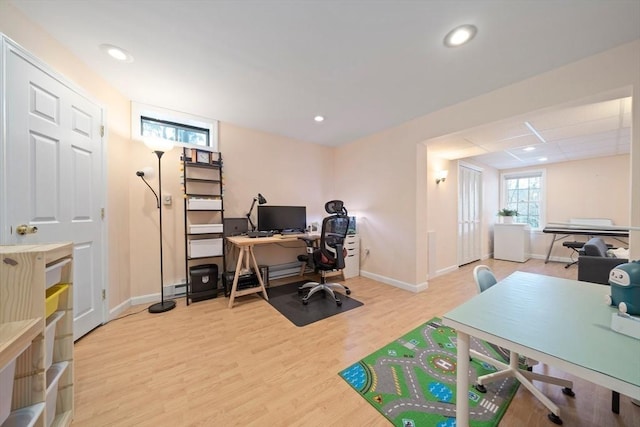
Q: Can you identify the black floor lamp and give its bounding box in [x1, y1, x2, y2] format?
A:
[136, 137, 176, 314]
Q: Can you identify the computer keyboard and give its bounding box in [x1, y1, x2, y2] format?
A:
[281, 229, 305, 235]
[246, 231, 273, 238]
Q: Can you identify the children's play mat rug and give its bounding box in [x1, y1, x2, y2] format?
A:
[339, 317, 519, 427]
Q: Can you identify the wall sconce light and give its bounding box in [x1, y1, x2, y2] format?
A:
[435, 170, 448, 184]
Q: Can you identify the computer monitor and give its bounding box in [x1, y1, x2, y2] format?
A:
[257, 205, 306, 233]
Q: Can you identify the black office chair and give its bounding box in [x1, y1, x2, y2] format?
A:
[298, 200, 351, 305]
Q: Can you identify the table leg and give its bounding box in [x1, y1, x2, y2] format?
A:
[247, 246, 269, 301]
[456, 330, 470, 427]
[612, 391, 620, 414]
[545, 234, 557, 263]
[227, 247, 245, 308]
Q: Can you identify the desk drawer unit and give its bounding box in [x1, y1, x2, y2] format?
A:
[343, 234, 360, 278]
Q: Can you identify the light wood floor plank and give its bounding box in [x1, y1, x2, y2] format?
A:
[72, 259, 639, 426]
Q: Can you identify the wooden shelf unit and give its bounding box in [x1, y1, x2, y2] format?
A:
[0, 243, 74, 427]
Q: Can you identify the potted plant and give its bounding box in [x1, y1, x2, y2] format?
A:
[497, 208, 518, 223]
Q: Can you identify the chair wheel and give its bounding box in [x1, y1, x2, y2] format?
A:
[302, 299, 308, 305]
[562, 387, 575, 397]
[346, 289, 351, 295]
[474, 384, 487, 393]
[547, 413, 563, 425]
[336, 300, 342, 306]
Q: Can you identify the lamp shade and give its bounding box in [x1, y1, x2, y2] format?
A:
[143, 136, 174, 153]
[137, 166, 155, 180]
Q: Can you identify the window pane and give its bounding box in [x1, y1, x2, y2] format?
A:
[504, 173, 543, 229]
[141, 116, 209, 147]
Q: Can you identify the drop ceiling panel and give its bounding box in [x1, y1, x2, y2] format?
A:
[481, 134, 541, 152]
[537, 116, 623, 142]
[458, 122, 531, 145]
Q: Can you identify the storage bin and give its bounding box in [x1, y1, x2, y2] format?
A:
[44, 311, 65, 370]
[188, 238, 223, 258]
[189, 223, 224, 234]
[45, 284, 69, 318]
[2, 403, 45, 427]
[45, 258, 71, 289]
[0, 358, 17, 426]
[187, 198, 222, 210]
[45, 361, 68, 427]
[189, 264, 219, 301]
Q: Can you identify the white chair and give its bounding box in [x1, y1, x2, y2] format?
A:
[471, 265, 575, 425]
[472, 265, 497, 293]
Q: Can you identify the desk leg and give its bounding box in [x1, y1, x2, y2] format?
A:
[456, 331, 470, 427]
[545, 234, 557, 263]
[228, 247, 245, 309]
[612, 391, 620, 414]
[247, 246, 269, 301]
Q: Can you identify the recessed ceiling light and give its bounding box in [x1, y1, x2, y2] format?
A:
[443, 24, 477, 47]
[523, 147, 536, 152]
[99, 44, 134, 63]
[314, 115, 325, 122]
[538, 157, 548, 162]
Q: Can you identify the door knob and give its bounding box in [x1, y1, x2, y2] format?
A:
[16, 224, 38, 235]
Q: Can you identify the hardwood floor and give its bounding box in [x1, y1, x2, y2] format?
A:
[72, 259, 639, 426]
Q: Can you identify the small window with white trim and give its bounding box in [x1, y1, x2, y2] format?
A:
[501, 170, 545, 229]
[131, 102, 218, 151]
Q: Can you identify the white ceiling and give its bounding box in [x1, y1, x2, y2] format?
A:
[428, 93, 632, 169]
[9, 0, 640, 168]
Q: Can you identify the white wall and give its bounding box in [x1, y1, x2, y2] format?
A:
[3, 0, 639, 300]
[336, 40, 640, 289]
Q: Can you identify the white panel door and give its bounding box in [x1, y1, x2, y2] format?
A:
[1, 39, 105, 340]
[458, 165, 482, 265]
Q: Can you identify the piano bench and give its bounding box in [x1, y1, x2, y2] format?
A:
[562, 241, 585, 250]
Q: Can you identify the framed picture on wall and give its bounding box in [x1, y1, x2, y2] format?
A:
[195, 150, 210, 164]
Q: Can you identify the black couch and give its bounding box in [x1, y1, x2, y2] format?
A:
[577, 237, 628, 285]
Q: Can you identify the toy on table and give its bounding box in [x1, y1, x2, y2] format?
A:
[607, 260, 640, 315]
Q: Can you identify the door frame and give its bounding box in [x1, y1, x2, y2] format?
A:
[0, 33, 108, 335]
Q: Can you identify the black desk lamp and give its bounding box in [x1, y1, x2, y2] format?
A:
[246, 193, 267, 231]
[136, 137, 176, 314]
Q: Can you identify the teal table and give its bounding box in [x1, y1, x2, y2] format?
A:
[443, 271, 640, 426]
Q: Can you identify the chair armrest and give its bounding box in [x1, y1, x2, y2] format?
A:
[577, 256, 628, 285]
[297, 236, 317, 246]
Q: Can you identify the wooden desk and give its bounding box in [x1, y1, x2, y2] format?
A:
[443, 272, 640, 426]
[225, 234, 315, 308]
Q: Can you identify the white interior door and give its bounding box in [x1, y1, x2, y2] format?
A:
[1, 38, 105, 340]
[458, 164, 482, 265]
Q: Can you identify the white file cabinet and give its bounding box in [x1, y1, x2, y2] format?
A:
[494, 223, 531, 262]
[343, 234, 360, 278]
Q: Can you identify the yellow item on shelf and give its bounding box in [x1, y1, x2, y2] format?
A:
[45, 284, 68, 318]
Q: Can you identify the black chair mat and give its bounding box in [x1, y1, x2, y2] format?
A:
[266, 281, 363, 327]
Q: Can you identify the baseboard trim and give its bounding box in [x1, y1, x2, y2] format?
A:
[360, 270, 428, 293]
[109, 298, 132, 320]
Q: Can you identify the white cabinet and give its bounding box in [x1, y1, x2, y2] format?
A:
[494, 223, 530, 262]
[343, 234, 360, 278]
